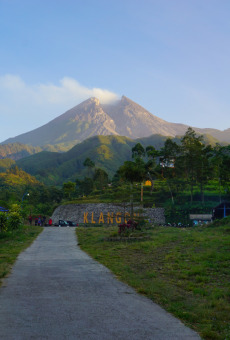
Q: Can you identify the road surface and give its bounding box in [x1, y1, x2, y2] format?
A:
[0, 228, 201, 339]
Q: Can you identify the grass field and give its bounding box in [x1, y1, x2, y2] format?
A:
[76, 222, 230, 340]
[0, 226, 42, 286]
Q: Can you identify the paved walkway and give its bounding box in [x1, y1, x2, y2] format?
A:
[0, 228, 201, 339]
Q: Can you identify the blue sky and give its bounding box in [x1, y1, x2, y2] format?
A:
[1, 0, 230, 142]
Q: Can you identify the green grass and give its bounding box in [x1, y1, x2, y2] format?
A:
[0, 226, 42, 286]
[76, 223, 230, 340]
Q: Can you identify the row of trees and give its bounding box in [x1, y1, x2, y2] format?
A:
[0, 181, 63, 216]
[62, 128, 230, 206]
[117, 128, 230, 204]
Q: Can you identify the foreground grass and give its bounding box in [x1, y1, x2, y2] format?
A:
[77, 224, 230, 340]
[0, 226, 42, 286]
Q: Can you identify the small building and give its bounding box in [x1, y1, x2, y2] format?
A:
[189, 214, 212, 225]
[212, 201, 230, 220]
[160, 157, 175, 168]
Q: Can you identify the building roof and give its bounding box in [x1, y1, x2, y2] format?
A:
[189, 214, 212, 220]
[214, 201, 230, 209]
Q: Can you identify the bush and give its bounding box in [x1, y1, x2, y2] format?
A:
[0, 212, 7, 232]
[118, 220, 138, 235]
[0, 204, 23, 232]
[7, 211, 22, 230]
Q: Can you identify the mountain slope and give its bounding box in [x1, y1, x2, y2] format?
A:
[102, 96, 188, 138]
[0, 142, 79, 160]
[0, 166, 41, 187]
[16, 134, 169, 185]
[3, 98, 118, 146]
[0, 143, 42, 160]
[3, 96, 230, 147]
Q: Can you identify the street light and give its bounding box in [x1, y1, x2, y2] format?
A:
[21, 192, 29, 208]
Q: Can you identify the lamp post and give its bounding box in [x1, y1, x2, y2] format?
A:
[21, 192, 29, 208]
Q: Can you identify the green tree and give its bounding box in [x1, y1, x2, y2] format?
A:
[132, 143, 145, 159]
[76, 177, 94, 196]
[211, 144, 230, 201]
[179, 128, 205, 202]
[158, 139, 180, 204]
[63, 181, 76, 199]
[93, 168, 108, 189]
[118, 158, 146, 217]
[83, 158, 95, 177]
[118, 159, 146, 184]
[145, 145, 160, 194]
[196, 144, 213, 203]
[160, 138, 180, 177]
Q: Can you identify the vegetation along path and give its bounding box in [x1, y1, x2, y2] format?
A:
[0, 227, 200, 339]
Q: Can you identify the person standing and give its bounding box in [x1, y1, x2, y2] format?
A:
[28, 215, 32, 226]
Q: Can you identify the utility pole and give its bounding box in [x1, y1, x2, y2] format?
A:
[141, 183, 143, 203]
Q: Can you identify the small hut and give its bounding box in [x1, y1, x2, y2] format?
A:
[212, 201, 230, 220]
[189, 214, 212, 225]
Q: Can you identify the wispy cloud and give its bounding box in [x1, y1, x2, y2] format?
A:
[0, 75, 119, 141]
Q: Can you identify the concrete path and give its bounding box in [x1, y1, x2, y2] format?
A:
[0, 228, 201, 340]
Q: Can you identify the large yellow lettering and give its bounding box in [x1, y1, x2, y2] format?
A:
[83, 212, 88, 223]
[116, 212, 121, 223]
[98, 212, 104, 224]
[107, 212, 114, 224]
[91, 212, 96, 224]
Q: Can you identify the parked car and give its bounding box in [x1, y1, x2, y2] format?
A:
[56, 220, 69, 227]
[53, 220, 77, 227]
[67, 220, 77, 227]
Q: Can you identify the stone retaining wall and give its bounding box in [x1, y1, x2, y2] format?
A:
[51, 203, 165, 225]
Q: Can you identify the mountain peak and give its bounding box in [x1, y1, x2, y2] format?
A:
[121, 95, 131, 103]
[89, 97, 100, 105]
[83, 97, 100, 106]
[2, 96, 230, 147]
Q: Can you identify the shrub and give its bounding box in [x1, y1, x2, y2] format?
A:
[0, 212, 7, 232]
[118, 219, 138, 235]
[7, 211, 23, 230]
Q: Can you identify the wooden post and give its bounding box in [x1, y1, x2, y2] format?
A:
[141, 183, 143, 202]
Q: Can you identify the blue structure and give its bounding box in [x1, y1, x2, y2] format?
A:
[0, 206, 8, 212]
[212, 201, 230, 220]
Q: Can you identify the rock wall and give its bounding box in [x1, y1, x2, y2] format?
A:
[51, 203, 165, 225]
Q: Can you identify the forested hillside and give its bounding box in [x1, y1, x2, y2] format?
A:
[16, 134, 169, 184]
[15, 132, 226, 186]
[0, 142, 77, 160]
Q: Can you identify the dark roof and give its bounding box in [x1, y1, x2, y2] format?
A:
[214, 201, 230, 209]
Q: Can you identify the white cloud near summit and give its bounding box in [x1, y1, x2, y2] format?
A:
[38, 77, 119, 104]
[0, 75, 119, 141]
